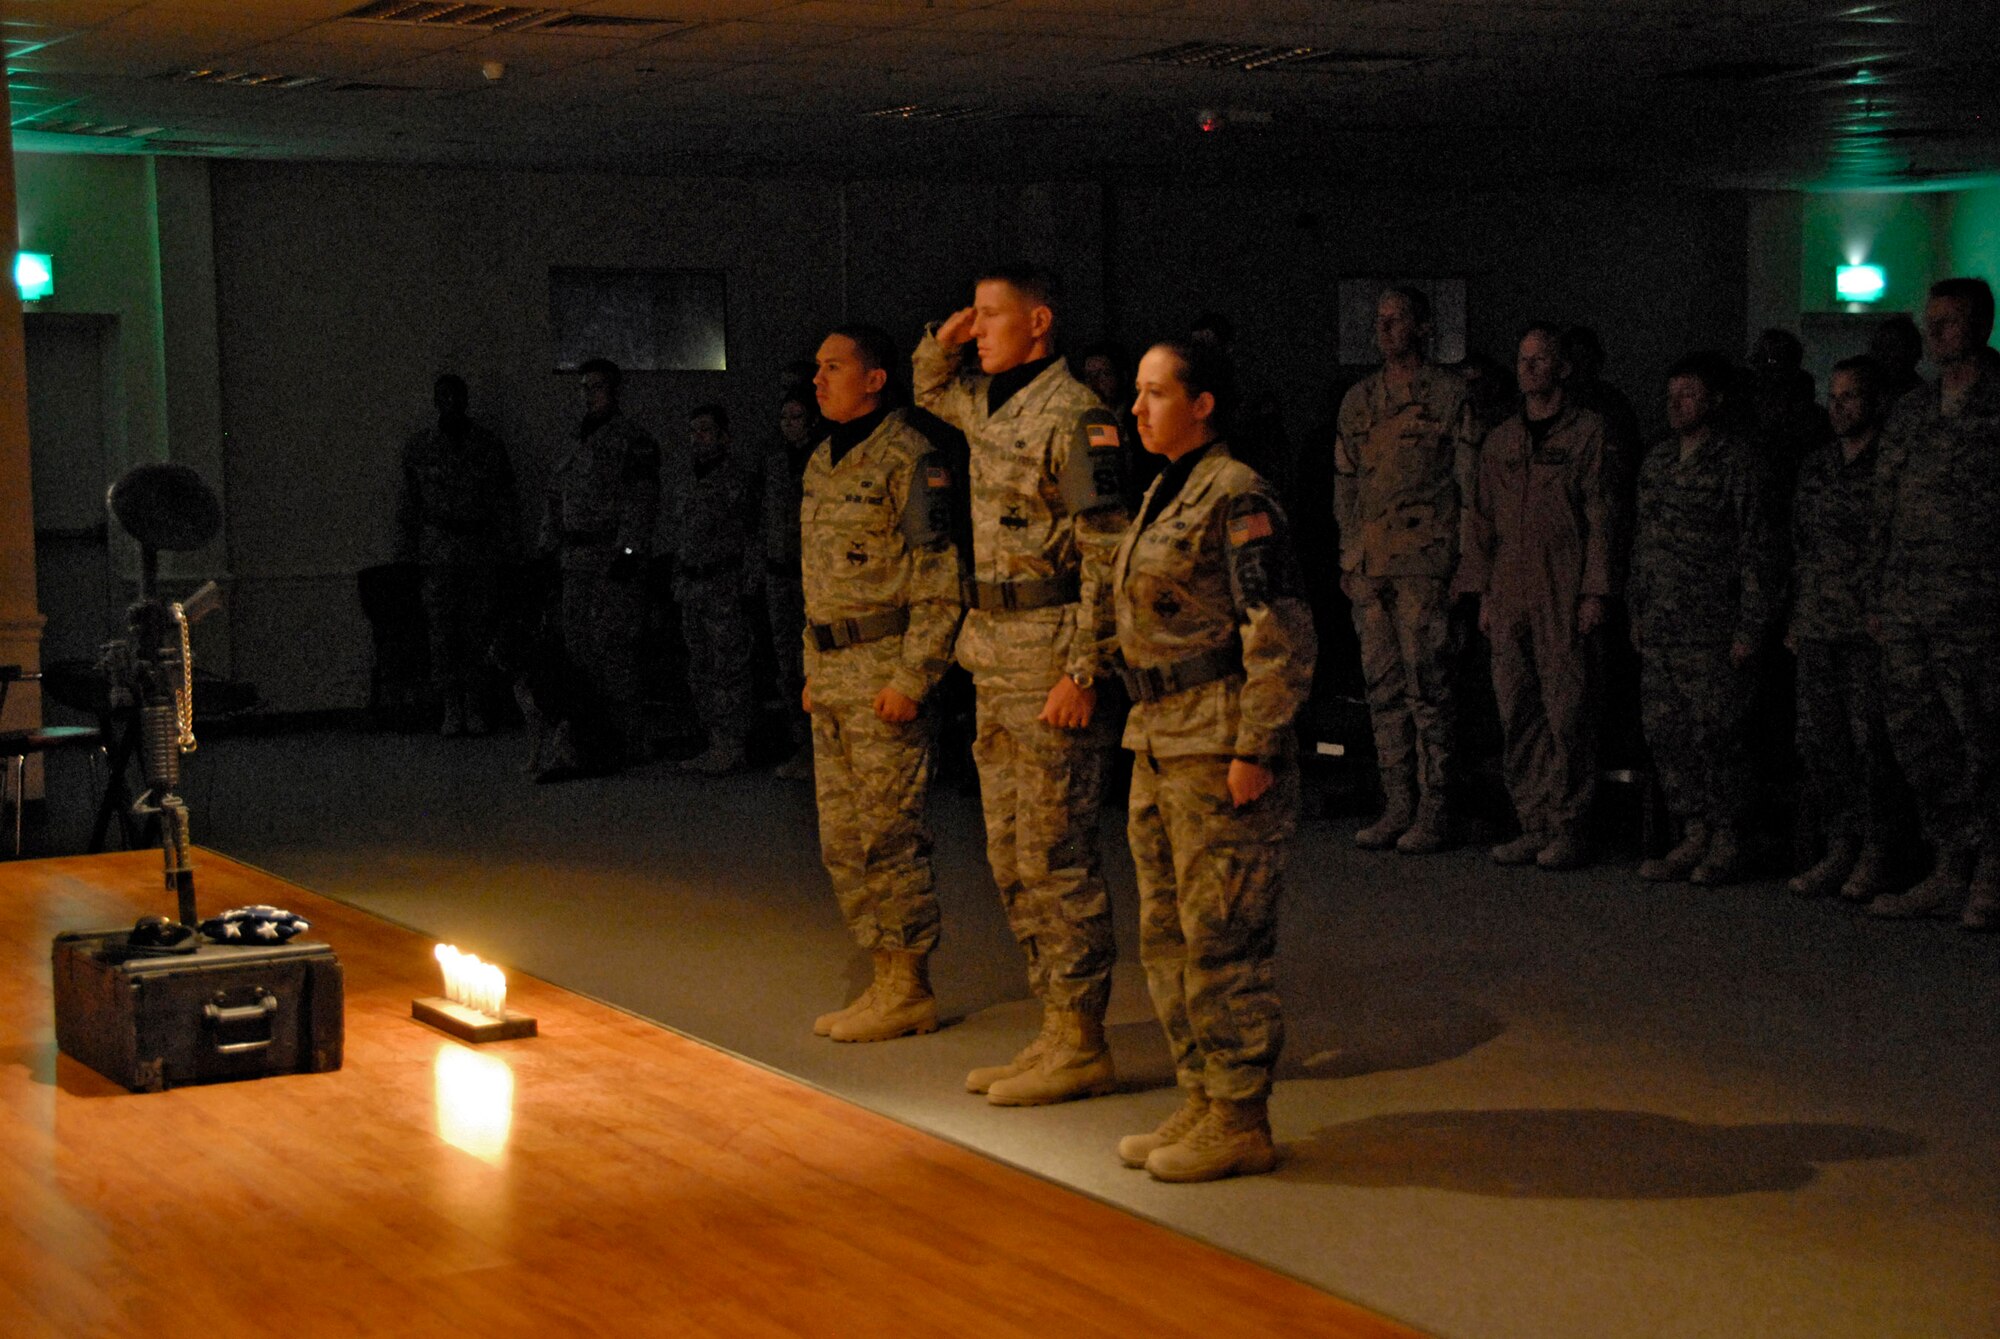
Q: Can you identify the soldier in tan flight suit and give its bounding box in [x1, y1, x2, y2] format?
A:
[1334, 286, 1481, 854]
[1112, 339, 1316, 1183]
[801, 326, 963, 1041]
[1456, 324, 1615, 870]
[913, 266, 1130, 1106]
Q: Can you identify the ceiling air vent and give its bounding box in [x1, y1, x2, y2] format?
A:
[864, 104, 999, 124]
[163, 69, 328, 89]
[342, 2, 675, 35]
[1125, 42, 1420, 74]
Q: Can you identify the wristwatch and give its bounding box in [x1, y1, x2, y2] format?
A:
[1069, 670, 1094, 690]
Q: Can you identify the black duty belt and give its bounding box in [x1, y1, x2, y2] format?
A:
[964, 573, 1079, 612]
[1119, 644, 1242, 704]
[808, 607, 910, 652]
[679, 557, 742, 580]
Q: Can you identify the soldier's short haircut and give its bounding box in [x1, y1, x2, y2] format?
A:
[578, 357, 621, 391]
[1930, 277, 1996, 335]
[978, 264, 1058, 313]
[689, 403, 729, 432]
[1831, 353, 1885, 400]
[828, 323, 899, 375]
[1870, 312, 1922, 361]
[1148, 338, 1237, 433]
[1664, 350, 1734, 398]
[1518, 321, 1565, 350]
[1382, 284, 1433, 329]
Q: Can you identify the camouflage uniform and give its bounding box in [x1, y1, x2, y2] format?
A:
[396, 419, 519, 713]
[1114, 445, 1316, 1103]
[801, 409, 963, 952]
[1333, 365, 1481, 808]
[1628, 430, 1780, 830]
[539, 412, 661, 763]
[671, 453, 759, 747]
[1872, 364, 2000, 860]
[1455, 402, 1614, 838]
[913, 332, 1128, 1017]
[1790, 431, 1898, 844]
[762, 435, 812, 742]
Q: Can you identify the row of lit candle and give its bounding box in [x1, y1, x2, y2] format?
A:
[435, 943, 507, 1018]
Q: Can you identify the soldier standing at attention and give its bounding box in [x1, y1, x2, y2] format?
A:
[1867, 278, 2000, 931]
[1630, 353, 1781, 886]
[1786, 355, 1900, 902]
[673, 405, 759, 776]
[538, 358, 659, 776]
[801, 325, 963, 1042]
[1335, 285, 1481, 854]
[396, 373, 519, 738]
[913, 265, 1130, 1107]
[763, 388, 821, 780]
[1455, 325, 1615, 870]
[1112, 339, 1315, 1182]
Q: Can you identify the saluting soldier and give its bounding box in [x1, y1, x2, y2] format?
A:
[801, 325, 964, 1042]
[1112, 339, 1315, 1183]
[537, 358, 660, 776]
[913, 265, 1129, 1107]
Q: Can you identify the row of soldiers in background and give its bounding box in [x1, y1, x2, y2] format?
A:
[396, 281, 1999, 934]
[1330, 279, 1998, 934]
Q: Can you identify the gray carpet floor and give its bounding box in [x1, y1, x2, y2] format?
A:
[78, 726, 1999, 1339]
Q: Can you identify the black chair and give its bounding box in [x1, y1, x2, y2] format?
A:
[0, 665, 109, 857]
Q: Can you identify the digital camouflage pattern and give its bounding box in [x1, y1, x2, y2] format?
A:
[1115, 444, 1313, 1104]
[1112, 447, 1316, 761]
[1129, 754, 1296, 1103]
[1456, 402, 1615, 835]
[539, 413, 661, 759]
[672, 455, 760, 742]
[913, 332, 1127, 1015]
[396, 419, 519, 708]
[801, 409, 963, 952]
[762, 436, 813, 720]
[1873, 364, 2000, 854]
[1629, 429, 1779, 825]
[1789, 434, 1880, 643]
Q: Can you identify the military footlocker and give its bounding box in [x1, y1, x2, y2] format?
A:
[52, 930, 344, 1092]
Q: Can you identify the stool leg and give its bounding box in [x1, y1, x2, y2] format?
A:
[9, 754, 22, 857]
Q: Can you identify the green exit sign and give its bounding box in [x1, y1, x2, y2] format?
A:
[15, 252, 54, 301]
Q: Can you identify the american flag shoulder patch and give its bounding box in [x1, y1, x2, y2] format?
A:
[1227, 510, 1274, 546]
[1087, 423, 1122, 451]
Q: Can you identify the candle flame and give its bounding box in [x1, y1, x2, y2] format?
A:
[435, 943, 508, 1019]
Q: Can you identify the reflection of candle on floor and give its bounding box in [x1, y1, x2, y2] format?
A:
[434, 944, 508, 1019]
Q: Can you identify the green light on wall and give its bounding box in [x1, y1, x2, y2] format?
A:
[1836, 264, 1886, 304]
[15, 252, 54, 302]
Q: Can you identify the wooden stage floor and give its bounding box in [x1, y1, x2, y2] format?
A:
[0, 851, 1421, 1338]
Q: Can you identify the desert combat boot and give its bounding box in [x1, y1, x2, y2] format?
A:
[1869, 844, 1975, 920]
[1789, 833, 1860, 898]
[1639, 819, 1710, 882]
[1143, 1097, 1279, 1183]
[1117, 1088, 1210, 1168]
[829, 949, 938, 1043]
[985, 1008, 1117, 1106]
[1354, 787, 1416, 851]
[964, 1007, 1062, 1093]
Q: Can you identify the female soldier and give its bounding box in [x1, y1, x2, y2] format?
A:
[1112, 340, 1317, 1182]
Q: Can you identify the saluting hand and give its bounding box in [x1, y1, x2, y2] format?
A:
[936, 307, 977, 351]
[1228, 759, 1275, 808]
